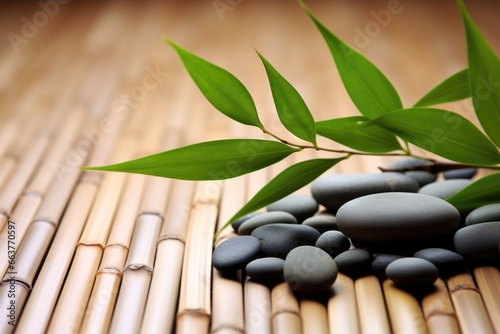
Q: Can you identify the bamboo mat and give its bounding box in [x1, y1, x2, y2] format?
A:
[1, 1, 499, 333]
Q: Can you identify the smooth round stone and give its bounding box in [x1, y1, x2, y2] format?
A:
[454, 221, 500, 260]
[238, 211, 297, 235]
[246, 257, 285, 280]
[212, 236, 261, 272]
[251, 224, 321, 259]
[389, 158, 436, 186]
[231, 212, 261, 232]
[371, 253, 405, 276]
[413, 248, 465, 271]
[315, 231, 350, 258]
[465, 203, 500, 226]
[303, 214, 338, 233]
[418, 179, 472, 199]
[390, 157, 430, 170]
[284, 246, 338, 293]
[267, 194, 318, 223]
[443, 168, 477, 180]
[386, 258, 438, 286]
[336, 192, 460, 245]
[404, 171, 437, 187]
[311, 172, 419, 212]
[334, 248, 372, 274]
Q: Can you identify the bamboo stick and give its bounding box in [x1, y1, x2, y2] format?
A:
[244, 278, 272, 334]
[354, 275, 391, 334]
[446, 269, 495, 334]
[300, 296, 328, 334]
[421, 278, 460, 334]
[328, 273, 361, 334]
[383, 279, 428, 334]
[473, 266, 500, 333]
[271, 282, 302, 334]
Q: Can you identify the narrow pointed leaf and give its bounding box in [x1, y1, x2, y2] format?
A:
[223, 158, 345, 229]
[83, 139, 297, 180]
[459, 1, 500, 147]
[413, 68, 470, 107]
[299, 1, 402, 119]
[447, 172, 500, 212]
[316, 116, 402, 153]
[167, 40, 263, 128]
[257, 51, 317, 145]
[371, 108, 500, 165]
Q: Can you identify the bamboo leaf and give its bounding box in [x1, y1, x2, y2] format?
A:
[413, 68, 470, 107]
[83, 139, 298, 180]
[371, 108, 500, 165]
[447, 172, 500, 212]
[257, 51, 317, 145]
[459, 1, 500, 147]
[167, 40, 263, 129]
[316, 116, 402, 153]
[299, 1, 402, 119]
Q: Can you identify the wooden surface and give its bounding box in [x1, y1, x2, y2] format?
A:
[1, 0, 500, 333]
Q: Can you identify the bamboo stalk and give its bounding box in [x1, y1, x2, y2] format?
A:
[0, 281, 29, 332]
[354, 275, 391, 334]
[328, 273, 361, 334]
[244, 278, 272, 334]
[300, 296, 328, 334]
[421, 278, 460, 334]
[473, 266, 500, 333]
[383, 279, 428, 334]
[271, 282, 302, 334]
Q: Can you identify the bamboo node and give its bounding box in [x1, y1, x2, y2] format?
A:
[1, 278, 31, 290]
[22, 190, 43, 198]
[124, 264, 153, 274]
[97, 267, 123, 276]
[271, 309, 302, 319]
[157, 234, 186, 244]
[32, 218, 58, 227]
[425, 309, 458, 320]
[210, 325, 245, 334]
[449, 284, 480, 294]
[138, 211, 165, 221]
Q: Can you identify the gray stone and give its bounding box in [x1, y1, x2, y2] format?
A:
[418, 179, 472, 199]
[336, 192, 460, 246]
[443, 168, 477, 180]
[284, 246, 338, 293]
[389, 158, 436, 186]
[386, 258, 438, 286]
[212, 236, 261, 272]
[413, 248, 465, 271]
[302, 214, 338, 233]
[231, 212, 261, 232]
[245, 257, 285, 280]
[267, 194, 318, 222]
[371, 253, 405, 276]
[315, 231, 350, 258]
[465, 203, 500, 226]
[251, 224, 321, 259]
[311, 172, 419, 212]
[238, 211, 297, 235]
[334, 248, 372, 274]
[454, 221, 500, 260]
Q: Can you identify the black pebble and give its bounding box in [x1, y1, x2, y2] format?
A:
[212, 236, 261, 272]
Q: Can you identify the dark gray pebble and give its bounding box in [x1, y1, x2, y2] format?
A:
[251, 224, 321, 259]
[231, 212, 261, 232]
[443, 168, 477, 180]
[413, 248, 465, 271]
[404, 171, 437, 187]
[454, 221, 500, 260]
[284, 246, 338, 293]
[386, 258, 438, 286]
[267, 194, 318, 223]
[465, 203, 500, 226]
[315, 231, 350, 258]
[245, 257, 285, 280]
[418, 179, 472, 199]
[371, 253, 405, 276]
[302, 214, 338, 233]
[212, 236, 261, 272]
[389, 158, 436, 186]
[238, 211, 297, 235]
[311, 172, 419, 212]
[334, 248, 372, 274]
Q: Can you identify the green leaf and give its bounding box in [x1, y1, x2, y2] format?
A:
[222, 158, 345, 230]
[459, 1, 500, 147]
[299, 1, 402, 119]
[371, 108, 500, 165]
[447, 172, 500, 212]
[167, 40, 263, 129]
[257, 52, 316, 146]
[316, 116, 402, 153]
[413, 68, 470, 107]
[83, 139, 297, 180]
[257, 51, 317, 146]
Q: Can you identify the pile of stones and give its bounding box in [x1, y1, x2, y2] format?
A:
[212, 159, 500, 293]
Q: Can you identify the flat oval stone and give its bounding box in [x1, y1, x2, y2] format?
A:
[386, 258, 438, 286]
[371, 253, 405, 276]
[303, 214, 338, 233]
[251, 224, 321, 259]
[413, 248, 465, 271]
[389, 158, 436, 186]
[334, 248, 372, 274]
[246, 257, 285, 280]
[465, 203, 500, 226]
[454, 221, 500, 260]
[404, 171, 437, 187]
[212, 236, 261, 272]
[443, 168, 477, 180]
[231, 212, 261, 232]
[418, 179, 472, 199]
[311, 172, 419, 212]
[336, 193, 460, 245]
[238, 211, 297, 235]
[284, 246, 338, 293]
[267, 194, 318, 223]
[315, 231, 350, 258]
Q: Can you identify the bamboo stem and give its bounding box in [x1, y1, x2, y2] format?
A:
[472, 266, 500, 333]
[271, 282, 302, 334]
[421, 278, 460, 334]
[300, 296, 328, 334]
[354, 275, 391, 334]
[328, 273, 361, 334]
[244, 278, 272, 334]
